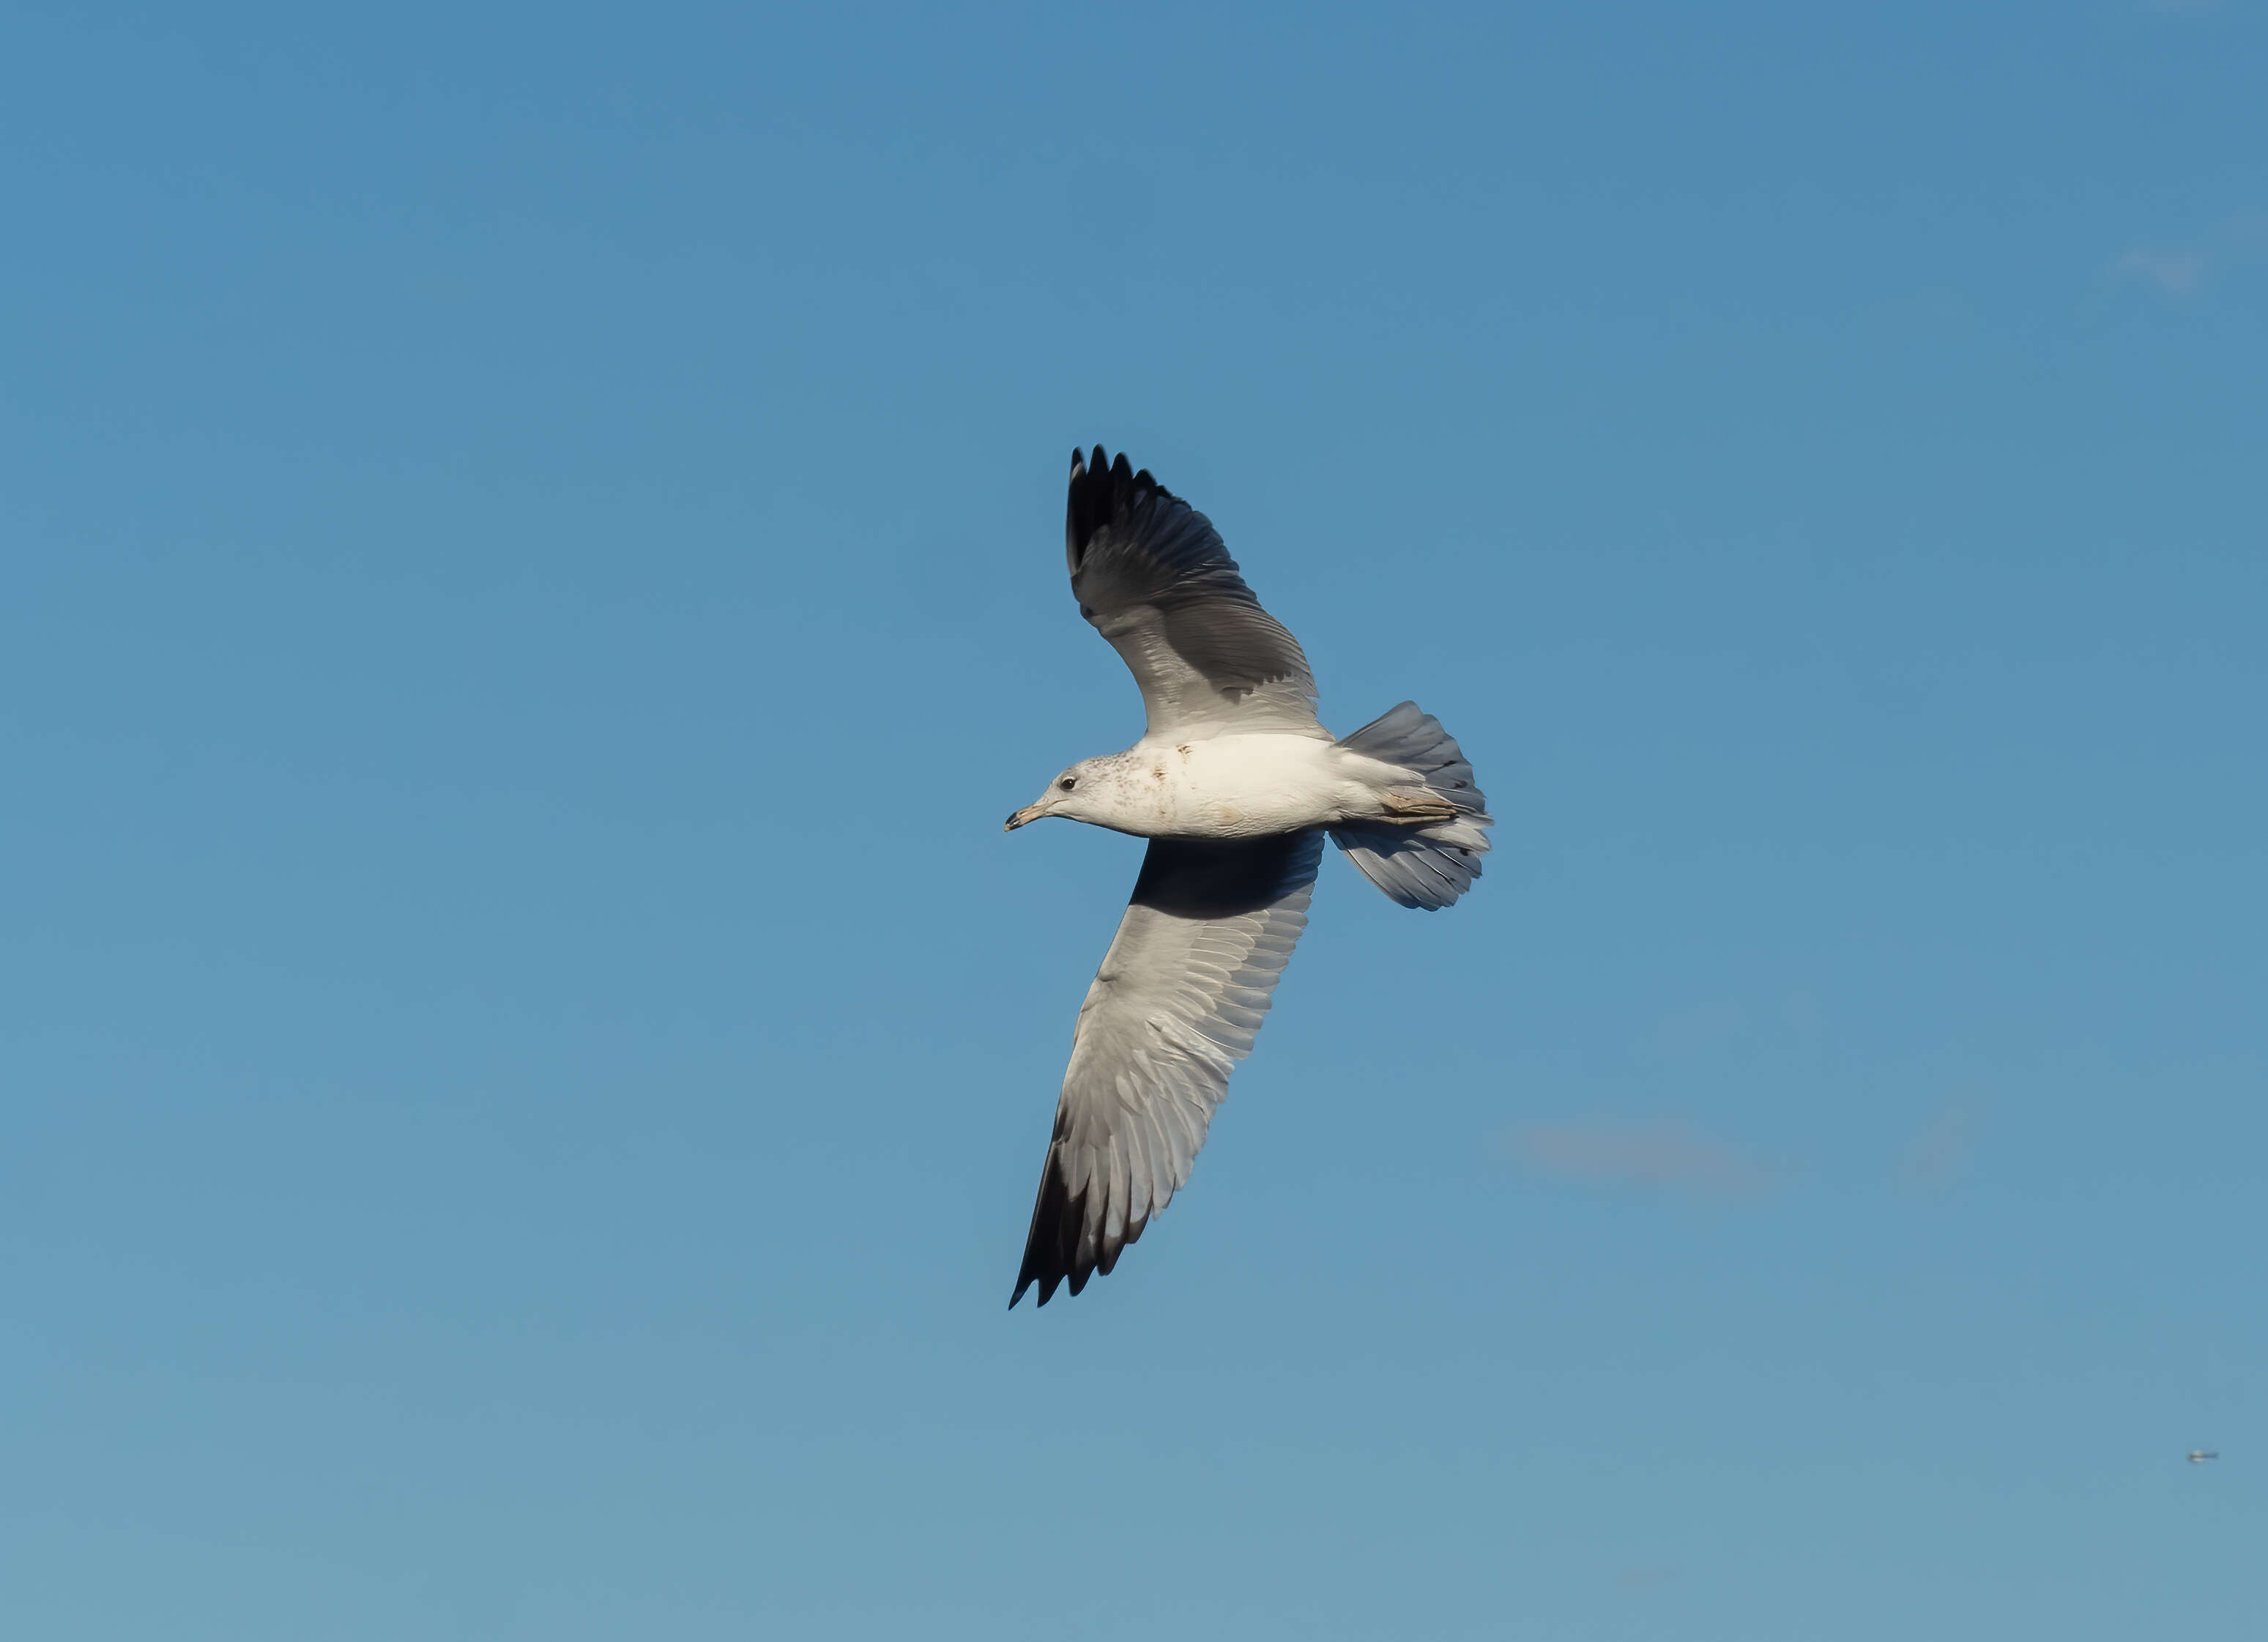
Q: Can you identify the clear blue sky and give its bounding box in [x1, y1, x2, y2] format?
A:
[4, 3, 2262, 1638]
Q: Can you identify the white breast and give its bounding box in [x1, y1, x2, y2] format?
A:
[1150, 733, 1359, 839]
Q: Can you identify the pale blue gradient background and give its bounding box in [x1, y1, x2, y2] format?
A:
[4, 4, 2264, 1638]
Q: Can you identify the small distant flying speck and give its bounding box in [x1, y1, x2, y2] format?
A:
[2187, 1449, 2218, 1463]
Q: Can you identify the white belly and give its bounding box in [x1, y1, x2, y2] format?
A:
[1139, 733, 1368, 839]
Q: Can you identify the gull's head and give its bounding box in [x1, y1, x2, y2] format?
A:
[1005, 759, 1107, 832]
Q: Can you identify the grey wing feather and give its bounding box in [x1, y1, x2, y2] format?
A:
[1011, 830, 1325, 1307]
[1065, 447, 1325, 738]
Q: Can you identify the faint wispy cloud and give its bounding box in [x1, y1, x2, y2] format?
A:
[1498, 1117, 1777, 1200]
[2107, 208, 2268, 298]
[1897, 1101, 1985, 1197]
[2113, 247, 2208, 297]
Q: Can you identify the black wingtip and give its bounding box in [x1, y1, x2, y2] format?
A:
[1064, 445, 1179, 575]
[1010, 1140, 1159, 1312]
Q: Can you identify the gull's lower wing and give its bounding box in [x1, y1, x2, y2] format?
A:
[1011, 830, 1326, 1307]
[1065, 447, 1326, 740]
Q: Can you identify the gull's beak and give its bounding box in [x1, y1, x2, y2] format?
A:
[1004, 803, 1046, 832]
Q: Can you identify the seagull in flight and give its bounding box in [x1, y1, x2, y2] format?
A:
[1003, 447, 1495, 1307]
[2188, 1449, 2219, 1464]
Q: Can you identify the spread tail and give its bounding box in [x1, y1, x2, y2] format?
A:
[1331, 701, 1493, 911]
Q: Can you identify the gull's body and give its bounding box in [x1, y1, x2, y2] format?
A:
[1005, 448, 1494, 1307]
[1025, 735, 1479, 842]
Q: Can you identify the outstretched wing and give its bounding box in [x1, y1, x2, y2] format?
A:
[1065, 447, 1325, 739]
[1011, 831, 1325, 1307]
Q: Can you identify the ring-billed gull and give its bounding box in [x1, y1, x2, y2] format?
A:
[1004, 447, 1494, 1307]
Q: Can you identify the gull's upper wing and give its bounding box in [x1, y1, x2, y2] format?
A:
[1011, 830, 1324, 1307]
[1065, 447, 1325, 739]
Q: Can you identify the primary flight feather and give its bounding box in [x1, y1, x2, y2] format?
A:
[1005, 447, 1493, 1307]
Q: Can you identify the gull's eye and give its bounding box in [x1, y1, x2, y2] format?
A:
[1058, 776, 1077, 791]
